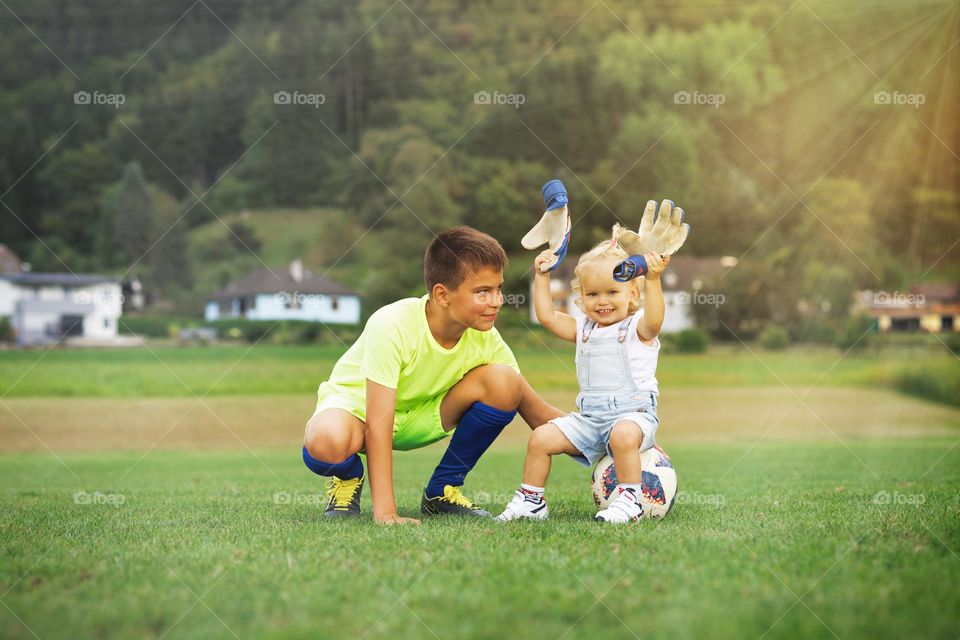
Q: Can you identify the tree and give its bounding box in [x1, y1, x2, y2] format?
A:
[105, 162, 154, 269]
[148, 188, 192, 301]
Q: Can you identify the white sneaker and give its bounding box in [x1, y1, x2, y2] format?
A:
[495, 490, 549, 522]
[595, 488, 644, 523]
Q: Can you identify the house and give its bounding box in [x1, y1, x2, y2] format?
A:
[205, 259, 360, 324]
[528, 253, 735, 333]
[0, 244, 125, 346]
[854, 283, 960, 333]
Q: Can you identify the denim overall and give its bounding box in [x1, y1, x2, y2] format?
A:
[554, 314, 659, 466]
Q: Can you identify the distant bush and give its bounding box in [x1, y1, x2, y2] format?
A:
[759, 325, 790, 350]
[791, 319, 836, 345]
[120, 315, 196, 338]
[895, 365, 960, 408]
[209, 319, 278, 343]
[943, 332, 960, 357]
[836, 315, 875, 351]
[667, 328, 710, 353]
[0, 316, 11, 342]
[207, 319, 360, 345]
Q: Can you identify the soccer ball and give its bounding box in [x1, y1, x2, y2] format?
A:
[591, 444, 678, 518]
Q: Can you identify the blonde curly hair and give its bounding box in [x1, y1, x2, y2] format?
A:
[570, 230, 642, 314]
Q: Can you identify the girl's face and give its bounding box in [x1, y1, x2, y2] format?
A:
[578, 264, 638, 326]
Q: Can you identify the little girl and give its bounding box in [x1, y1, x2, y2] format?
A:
[496, 233, 669, 523]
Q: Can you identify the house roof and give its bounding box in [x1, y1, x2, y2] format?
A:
[209, 263, 357, 300]
[659, 256, 729, 291]
[0, 244, 21, 274]
[0, 272, 118, 286]
[911, 282, 960, 303]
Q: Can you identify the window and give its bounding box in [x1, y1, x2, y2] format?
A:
[890, 317, 920, 332]
[239, 297, 256, 316]
[103, 318, 109, 329]
[943, 315, 954, 331]
[330, 296, 339, 311]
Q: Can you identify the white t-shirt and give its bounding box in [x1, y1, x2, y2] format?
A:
[574, 310, 660, 394]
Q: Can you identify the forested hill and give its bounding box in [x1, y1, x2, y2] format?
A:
[1, 0, 956, 321]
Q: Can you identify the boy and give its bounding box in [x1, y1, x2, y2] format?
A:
[302, 226, 564, 525]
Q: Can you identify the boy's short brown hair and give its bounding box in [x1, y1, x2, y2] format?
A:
[424, 226, 508, 292]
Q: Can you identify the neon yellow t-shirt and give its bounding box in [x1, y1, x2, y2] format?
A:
[317, 295, 520, 415]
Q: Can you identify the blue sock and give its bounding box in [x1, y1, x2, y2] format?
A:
[302, 446, 364, 480]
[425, 402, 517, 498]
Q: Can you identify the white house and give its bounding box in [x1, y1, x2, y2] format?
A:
[0, 244, 126, 347]
[529, 254, 735, 333]
[205, 260, 360, 324]
[0, 272, 124, 346]
[852, 283, 960, 333]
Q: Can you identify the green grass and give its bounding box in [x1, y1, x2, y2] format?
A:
[2, 441, 958, 639]
[186, 208, 370, 307]
[0, 343, 956, 402]
[189, 208, 341, 268]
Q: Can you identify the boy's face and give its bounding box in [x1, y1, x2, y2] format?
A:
[440, 266, 504, 331]
[578, 266, 639, 326]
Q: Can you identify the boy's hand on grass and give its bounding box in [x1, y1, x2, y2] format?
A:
[534, 249, 555, 275]
[374, 513, 421, 526]
[644, 253, 670, 280]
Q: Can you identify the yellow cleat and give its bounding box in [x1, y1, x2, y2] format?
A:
[420, 485, 491, 517]
[324, 475, 364, 518]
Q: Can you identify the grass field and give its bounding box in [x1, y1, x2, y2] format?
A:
[1, 342, 956, 398]
[1, 345, 958, 638]
[2, 443, 958, 639]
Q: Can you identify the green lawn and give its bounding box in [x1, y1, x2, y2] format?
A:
[2, 441, 958, 639]
[0, 343, 956, 400]
[2, 345, 958, 638]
